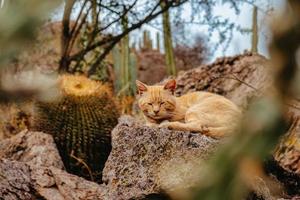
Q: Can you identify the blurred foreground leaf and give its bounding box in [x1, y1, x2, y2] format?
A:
[188, 1, 300, 199]
[0, 70, 60, 103]
[0, 0, 61, 102]
[0, 0, 61, 66]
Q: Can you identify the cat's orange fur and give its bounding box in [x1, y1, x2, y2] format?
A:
[136, 79, 241, 138]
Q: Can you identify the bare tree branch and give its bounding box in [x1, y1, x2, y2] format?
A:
[60, 0, 76, 72]
[86, 0, 189, 75]
[59, 0, 188, 74]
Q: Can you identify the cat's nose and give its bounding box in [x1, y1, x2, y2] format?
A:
[154, 110, 159, 114]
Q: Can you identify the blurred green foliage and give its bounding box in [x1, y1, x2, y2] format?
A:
[0, 0, 61, 103]
[191, 1, 300, 199]
[0, 0, 61, 66]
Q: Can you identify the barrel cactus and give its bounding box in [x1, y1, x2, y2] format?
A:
[33, 75, 119, 183]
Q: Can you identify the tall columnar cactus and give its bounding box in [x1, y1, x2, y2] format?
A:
[112, 15, 137, 98]
[142, 30, 153, 50]
[33, 75, 119, 183]
[138, 38, 143, 50]
[129, 51, 137, 95]
[156, 31, 161, 52]
[112, 44, 138, 97]
[112, 45, 122, 93]
[251, 6, 258, 53]
[121, 16, 130, 94]
[160, 1, 176, 76]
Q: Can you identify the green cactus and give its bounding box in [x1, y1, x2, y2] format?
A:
[112, 44, 137, 96]
[251, 6, 258, 53]
[112, 15, 137, 97]
[129, 51, 137, 95]
[33, 75, 119, 183]
[142, 30, 153, 50]
[156, 32, 161, 52]
[112, 44, 122, 93]
[121, 16, 130, 95]
[160, 0, 176, 76]
[139, 38, 143, 50]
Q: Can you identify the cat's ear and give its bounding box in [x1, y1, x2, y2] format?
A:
[163, 79, 176, 94]
[136, 80, 148, 95]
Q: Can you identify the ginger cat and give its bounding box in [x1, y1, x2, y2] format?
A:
[136, 79, 241, 138]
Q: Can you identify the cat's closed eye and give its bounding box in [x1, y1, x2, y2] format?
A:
[160, 102, 165, 105]
[148, 103, 152, 106]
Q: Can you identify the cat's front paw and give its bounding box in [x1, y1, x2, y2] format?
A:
[146, 122, 159, 127]
[159, 121, 171, 128]
[200, 125, 210, 135]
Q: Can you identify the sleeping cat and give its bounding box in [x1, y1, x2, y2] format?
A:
[136, 79, 241, 138]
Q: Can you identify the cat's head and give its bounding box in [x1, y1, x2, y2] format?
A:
[136, 79, 177, 121]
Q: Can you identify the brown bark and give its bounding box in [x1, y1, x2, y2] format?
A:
[59, 0, 75, 73]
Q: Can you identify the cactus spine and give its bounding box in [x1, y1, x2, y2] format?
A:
[33, 75, 119, 183]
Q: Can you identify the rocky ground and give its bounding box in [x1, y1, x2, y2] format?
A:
[0, 52, 299, 200]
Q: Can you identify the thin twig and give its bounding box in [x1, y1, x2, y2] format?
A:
[218, 73, 259, 91]
[219, 73, 300, 111]
[69, 0, 188, 63]
[86, 0, 189, 75]
[70, 150, 94, 181]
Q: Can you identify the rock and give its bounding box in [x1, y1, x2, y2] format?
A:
[1, 53, 299, 199]
[136, 49, 198, 85]
[0, 130, 108, 200]
[267, 117, 300, 196]
[0, 158, 108, 200]
[0, 129, 64, 169]
[0, 159, 35, 200]
[175, 52, 300, 197]
[103, 116, 220, 199]
[175, 52, 272, 110]
[0, 120, 219, 200]
[31, 166, 107, 200]
[274, 117, 300, 175]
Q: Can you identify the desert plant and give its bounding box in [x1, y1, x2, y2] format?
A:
[191, 1, 300, 199]
[156, 32, 161, 52]
[142, 30, 153, 50]
[251, 6, 258, 53]
[112, 16, 137, 98]
[112, 43, 137, 114]
[160, 0, 176, 76]
[59, 0, 187, 75]
[33, 75, 119, 183]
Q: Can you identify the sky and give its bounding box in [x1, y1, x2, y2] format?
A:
[52, 0, 286, 62]
[210, 0, 285, 59]
[137, 0, 286, 61]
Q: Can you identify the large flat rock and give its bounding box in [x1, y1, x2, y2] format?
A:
[0, 129, 64, 169]
[175, 52, 272, 110]
[103, 116, 220, 199]
[0, 130, 107, 200]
